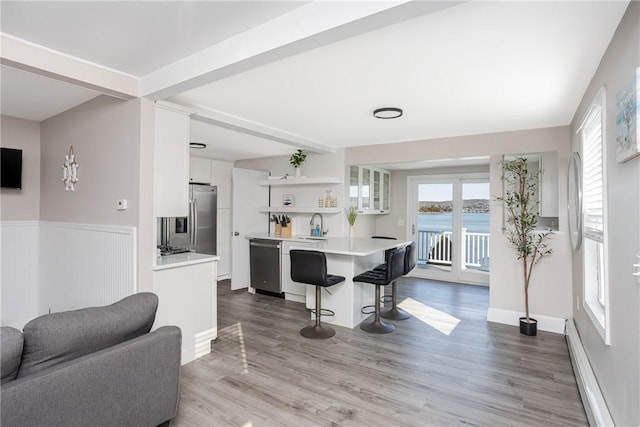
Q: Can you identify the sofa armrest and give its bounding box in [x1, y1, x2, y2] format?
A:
[1, 326, 181, 427]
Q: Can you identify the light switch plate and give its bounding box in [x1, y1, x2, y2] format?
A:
[117, 199, 128, 210]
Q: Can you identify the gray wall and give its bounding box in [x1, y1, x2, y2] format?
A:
[0, 115, 41, 220]
[570, 3, 639, 425]
[346, 126, 573, 322]
[40, 95, 142, 226]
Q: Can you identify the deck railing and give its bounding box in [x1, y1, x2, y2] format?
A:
[417, 229, 490, 269]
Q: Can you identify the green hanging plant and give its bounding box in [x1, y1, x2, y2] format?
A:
[497, 156, 553, 325]
[289, 149, 307, 168]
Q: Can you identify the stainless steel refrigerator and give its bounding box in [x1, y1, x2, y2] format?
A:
[169, 184, 217, 255]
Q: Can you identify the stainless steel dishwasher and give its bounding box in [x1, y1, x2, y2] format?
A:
[249, 239, 282, 294]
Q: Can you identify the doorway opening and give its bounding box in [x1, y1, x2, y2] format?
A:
[407, 174, 490, 286]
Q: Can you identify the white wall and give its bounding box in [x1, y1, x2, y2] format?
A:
[0, 115, 40, 220]
[570, 3, 639, 425]
[235, 150, 347, 237]
[346, 126, 572, 324]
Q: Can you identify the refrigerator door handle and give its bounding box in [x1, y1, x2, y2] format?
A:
[192, 197, 198, 250]
[188, 198, 194, 249]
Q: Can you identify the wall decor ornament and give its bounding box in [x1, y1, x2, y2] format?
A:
[615, 67, 640, 163]
[62, 145, 79, 191]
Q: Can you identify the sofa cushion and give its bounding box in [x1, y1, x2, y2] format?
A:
[1, 326, 24, 384]
[18, 292, 158, 378]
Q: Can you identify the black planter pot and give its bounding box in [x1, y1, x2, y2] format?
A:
[519, 317, 537, 336]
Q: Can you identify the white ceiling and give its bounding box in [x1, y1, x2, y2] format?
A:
[0, 1, 630, 163]
[1, 1, 307, 76]
[1, 65, 100, 121]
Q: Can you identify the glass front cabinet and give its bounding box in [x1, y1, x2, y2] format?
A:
[349, 165, 391, 214]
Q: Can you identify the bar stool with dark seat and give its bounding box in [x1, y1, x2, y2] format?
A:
[381, 241, 416, 320]
[353, 246, 406, 334]
[290, 250, 345, 339]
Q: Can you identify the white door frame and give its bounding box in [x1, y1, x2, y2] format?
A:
[231, 168, 269, 291]
[406, 173, 489, 286]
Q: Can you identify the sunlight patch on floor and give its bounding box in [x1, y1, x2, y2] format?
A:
[217, 322, 249, 374]
[398, 297, 461, 335]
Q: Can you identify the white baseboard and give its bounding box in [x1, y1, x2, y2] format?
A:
[486, 307, 566, 334]
[285, 293, 305, 303]
[182, 327, 217, 366]
[566, 319, 614, 427]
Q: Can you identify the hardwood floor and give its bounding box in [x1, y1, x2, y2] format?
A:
[172, 278, 587, 427]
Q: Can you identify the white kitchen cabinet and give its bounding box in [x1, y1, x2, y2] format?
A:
[154, 106, 190, 217]
[216, 208, 231, 278]
[349, 165, 391, 214]
[211, 160, 233, 209]
[189, 156, 211, 184]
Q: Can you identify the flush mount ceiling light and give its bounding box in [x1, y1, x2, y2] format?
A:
[373, 107, 403, 119]
[189, 142, 207, 149]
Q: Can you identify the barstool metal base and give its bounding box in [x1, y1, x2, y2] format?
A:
[300, 324, 335, 339]
[380, 307, 411, 320]
[380, 281, 410, 321]
[360, 318, 395, 334]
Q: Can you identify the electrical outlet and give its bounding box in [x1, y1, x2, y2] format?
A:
[116, 199, 128, 210]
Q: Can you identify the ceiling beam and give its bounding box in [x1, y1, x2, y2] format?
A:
[141, 1, 465, 100]
[0, 33, 139, 100]
[160, 100, 335, 154]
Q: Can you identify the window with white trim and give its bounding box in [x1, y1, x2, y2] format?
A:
[580, 87, 609, 344]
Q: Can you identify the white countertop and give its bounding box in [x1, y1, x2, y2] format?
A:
[246, 233, 328, 243]
[154, 252, 220, 271]
[246, 234, 411, 256]
[296, 237, 410, 256]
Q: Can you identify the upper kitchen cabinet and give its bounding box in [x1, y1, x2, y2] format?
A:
[190, 156, 212, 184]
[349, 165, 391, 214]
[154, 106, 190, 217]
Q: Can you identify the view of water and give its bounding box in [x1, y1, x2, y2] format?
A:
[418, 213, 490, 233]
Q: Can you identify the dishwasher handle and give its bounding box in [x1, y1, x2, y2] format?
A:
[250, 241, 281, 249]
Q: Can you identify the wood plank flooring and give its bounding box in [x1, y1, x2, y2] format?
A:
[172, 278, 587, 427]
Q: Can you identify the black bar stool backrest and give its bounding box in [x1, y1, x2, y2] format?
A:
[290, 250, 328, 287]
[372, 236, 397, 263]
[386, 246, 406, 283]
[404, 242, 417, 274]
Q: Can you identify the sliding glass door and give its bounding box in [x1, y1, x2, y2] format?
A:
[407, 174, 490, 285]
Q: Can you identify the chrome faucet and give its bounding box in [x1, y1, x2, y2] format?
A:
[310, 213, 327, 236]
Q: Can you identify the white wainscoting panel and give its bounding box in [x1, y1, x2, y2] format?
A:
[1, 221, 40, 328]
[566, 319, 614, 427]
[40, 222, 137, 314]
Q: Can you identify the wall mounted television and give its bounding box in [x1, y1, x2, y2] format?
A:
[1, 148, 23, 189]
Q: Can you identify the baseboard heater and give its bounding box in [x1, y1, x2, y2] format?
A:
[565, 319, 615, 426]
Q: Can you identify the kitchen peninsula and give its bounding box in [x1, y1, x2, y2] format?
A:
[247, 235, 410, 328]
[153, 252, 219, 365]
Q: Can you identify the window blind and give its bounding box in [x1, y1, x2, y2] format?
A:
[581, 96, 604, 242]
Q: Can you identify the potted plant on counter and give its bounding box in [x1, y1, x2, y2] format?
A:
[346, 206, 358, 238]
[498, 156, 553, 336]
[289, 149, 307, 178]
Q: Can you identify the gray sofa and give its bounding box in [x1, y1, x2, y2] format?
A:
[0, 292, 182, 427]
